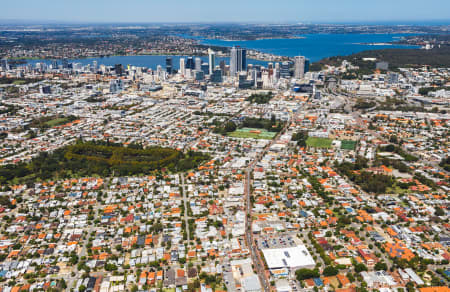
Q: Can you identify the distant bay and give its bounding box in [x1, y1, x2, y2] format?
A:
[192, 33, 421, 62]
[22, 34, 421, 69]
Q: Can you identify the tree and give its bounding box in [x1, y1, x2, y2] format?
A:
[374, 262, 387, 271]
[224, 121, 236, 133]
[296, 268, 319, 281]
[354, 263, 368, 273]
[435, 207, 445, 216]
[323, 266, 339, 276]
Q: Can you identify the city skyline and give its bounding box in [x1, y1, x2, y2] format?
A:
[1, 0, 450, 24]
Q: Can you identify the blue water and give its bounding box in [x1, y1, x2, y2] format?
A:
[194, 33, 420, 62]
[23, 33, 420, 68]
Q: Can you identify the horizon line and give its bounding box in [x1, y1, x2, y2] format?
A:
[0, 18, 449, 26]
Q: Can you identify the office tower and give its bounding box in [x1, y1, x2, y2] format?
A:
[51, 60, 58, 70]
[241, 48, 247, 72]
[238, 72, 253, 89]
[92, 61, 98, 72]
[268, 63, 273, 70]
[219, 60, 226, 72]
[210, 68, 222, 83]
[230, 46, 247, 76]
[201, 62, 209, 75]
[195, 57, 202, 71]
[179, 58, 186, 75]
[62, 59, 69, 69]
[280, 61, 291, 78]
[0, 58, 8, 71]
[165, 57, 173, 74]
[194, 70, 204, 81]
[251, 69, 258, 87]
[208, 49, 216, 75]
[294, 56, 305, 79]
[304, 59, 310, 74]
[230, 47, 237, 76]
[114, 64, 124, 76]
[186, 57, 195, 70]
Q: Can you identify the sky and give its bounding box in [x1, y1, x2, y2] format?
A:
[1, 0, 449, 24]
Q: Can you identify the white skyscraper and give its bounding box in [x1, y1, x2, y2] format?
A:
[208, 49, 216, 75]
[179, 58, 185, 76]
[195, 57, 202, 71]
[294, 56, 306, 79]
[230, 46, 247, 76]
[230, 47, 237, 76]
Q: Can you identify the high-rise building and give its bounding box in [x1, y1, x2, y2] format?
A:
[179, 58, 185, 76]
[92, 61, 98, 72]
[210, 67, 222, 83]
[201, 62, 209, 75]
[219, 60, 226, 72]
[208, 49, 216, 75]
[194, 70, 204, 81]
[195, 57, 202, 71]
[186, 57, 195, 70]
[0, 58, 8, 71]
[51, 60, 58, 70]
[294, 56, 305, 79]
[165, 57, 173, 74]
[230, 46, 247, 76]
[62, 59, 71, 69]
[280, 61, 291, 79]
[114, 64, 124, 76]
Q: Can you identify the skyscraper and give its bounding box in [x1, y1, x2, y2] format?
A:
[280, 61, 291, 79]
[114, 64, 124, 76]
[220, 60, 226, 72]
[179, 58, 186, 76]
[230, 46, 247, 76]
[208, 49, 216, 75]
[166, 57, 173, 74]
[294, 56, 305, 79]
[0, 58, 9, 71]
[201, 62, 209, 75]
[210, 67, 222, 83]
[186, 57, 195, 70]
[195, 57, 202, 71]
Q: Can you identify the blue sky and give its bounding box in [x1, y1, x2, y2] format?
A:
[2, 0, 449, 23]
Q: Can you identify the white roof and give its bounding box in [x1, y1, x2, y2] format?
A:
[262, 245, 315, 270]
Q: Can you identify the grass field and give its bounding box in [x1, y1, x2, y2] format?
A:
[13, 80, 26, 85]
[306, 137, 333, 148]
[45, 117, 72, 127]
[341, 140, 357, 150]
[227, 128, 277, 139]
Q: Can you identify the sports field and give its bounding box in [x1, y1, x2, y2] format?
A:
[227, 128, 276, 139]
[341, 140, 357, 150]
[306, 137, 333, 148]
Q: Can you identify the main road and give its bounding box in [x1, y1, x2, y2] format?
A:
[244, 118, 291, 292]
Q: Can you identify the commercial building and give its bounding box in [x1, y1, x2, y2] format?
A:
[262, 245, 315, 273]
[294, 56, 305, 79]
[208, 49, 216, 75]
[230, 46, 247, 76]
